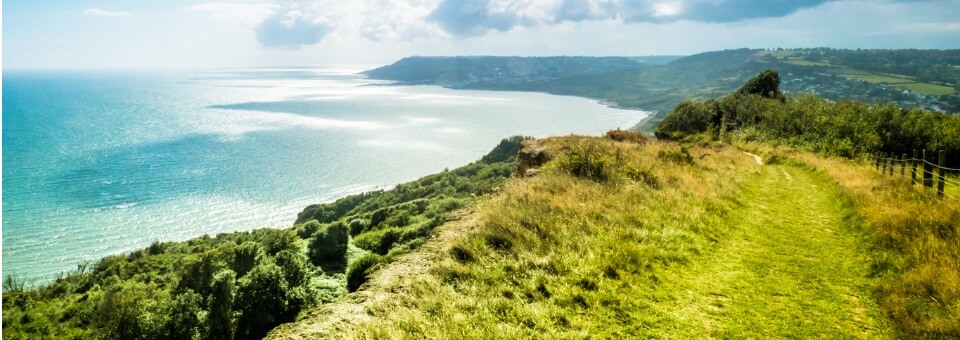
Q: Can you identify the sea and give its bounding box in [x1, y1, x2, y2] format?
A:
[2, 66, 646, 283]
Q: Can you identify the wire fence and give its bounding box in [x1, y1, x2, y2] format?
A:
[871, 149, 960, 203]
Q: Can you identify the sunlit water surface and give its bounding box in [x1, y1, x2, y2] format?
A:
[2, 67, 647, 283]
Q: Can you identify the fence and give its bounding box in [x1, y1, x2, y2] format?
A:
[872, 150, 960, 203]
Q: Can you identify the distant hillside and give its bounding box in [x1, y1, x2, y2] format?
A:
[364, 49, 960, 131]
[362, 56, 655, 87]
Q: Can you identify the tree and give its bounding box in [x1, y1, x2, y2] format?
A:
[232, 242, 261, 277]
[166, 290, 202, 340]
[274, 250, 309, 288]
[207, 270, 236, 340]
[234, 263, 300, 340]
[737, 69, 783, 100]
[308, 222, 349, 269]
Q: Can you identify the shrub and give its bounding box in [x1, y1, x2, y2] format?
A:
[232, 242, 262, 277]
[207, 270, 236, 340]
[296, 220, 322, 239]
[308, 222, 349, 268]
[604, 129, 648, 143]
[346, 254, 383, 292]
[557, 143, 615, 182]
[235, 263, 303, 340]
[654, 100, 716, 139]
[274, 250, 309, 287]
[658, 146, 694, 165]
[348, 219, 367, 236]
[353, 228, 402, 255]
[259, 229, 298, 255]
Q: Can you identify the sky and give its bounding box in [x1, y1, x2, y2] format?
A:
[3, 0, 960, 69]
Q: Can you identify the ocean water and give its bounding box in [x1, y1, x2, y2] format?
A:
[2, 67, 646, 283]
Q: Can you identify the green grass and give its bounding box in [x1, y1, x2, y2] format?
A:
[894, 82, 956, 96]
[272, 137, 909, 338]
[784, 59, 833, 67]
[807, 65, 956, 95]
[646, 164, 891, 337]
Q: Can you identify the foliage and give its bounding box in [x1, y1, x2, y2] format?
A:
[736, 69, 783, 100]
[346, 254, 383, 292]
[604, 129, 648, 143]
[556, 143, 617, 182]
[2, 136, 526, 339]
[295, 136, 525, 259]
[656, 70, 960, 165]
[308, 222, 350, 269]
[208, 270, 236, 340]
[235, 262, 307, 340]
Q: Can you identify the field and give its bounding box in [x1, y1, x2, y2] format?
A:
[762, 49, 957, 96]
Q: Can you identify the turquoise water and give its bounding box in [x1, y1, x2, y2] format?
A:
[2, 67, 646, 283]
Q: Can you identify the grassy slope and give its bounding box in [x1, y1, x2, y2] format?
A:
[266, 135, 937, 338]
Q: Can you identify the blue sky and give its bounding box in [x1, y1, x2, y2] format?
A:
[3, 0, 960, 69]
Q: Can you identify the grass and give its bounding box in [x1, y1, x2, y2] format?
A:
[754, 143, 960, 337]
[819, 66, 956, 96]
[784, 59, 833, 67]
[352, 138, 761, 338]
[272, 136, 960, 338]
[895, 82, 956, 96]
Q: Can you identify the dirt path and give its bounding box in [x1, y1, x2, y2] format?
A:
[266, 209, 481, 339]
[655, 163, 893, 338]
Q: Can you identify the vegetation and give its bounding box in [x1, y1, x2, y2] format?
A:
[656, 70, 960, 165]
[2, 136, 528, 339]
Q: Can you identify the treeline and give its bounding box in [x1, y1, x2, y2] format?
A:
[2, 136, 528, 339]
[656, 70, 960, 164]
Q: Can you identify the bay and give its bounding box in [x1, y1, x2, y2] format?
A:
[1, 66, 647, 283]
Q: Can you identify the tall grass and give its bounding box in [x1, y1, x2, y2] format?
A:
[789, 150, 960, 337]
[343, 137, 761, 337]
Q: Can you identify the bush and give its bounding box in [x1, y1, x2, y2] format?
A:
[207, 270, 236, 340]
[353, 228, 402, 255]
[259, 229, 298, 255]
[308, 222, 349, 268]
[658, 146, 694, 165]
[604, 129, 648, 143]
[274, 250, 309, 287]
[232, 242, 262, 277]
[296, 220, 322, 239]
[654, 100, 716, 139]
[557, 143, 615, 182]
[235, 263, 302, 340]
[346, 254, 383, 292]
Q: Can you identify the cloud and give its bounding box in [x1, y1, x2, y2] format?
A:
[81, 8, 133, 17]
[428, 0, 837, 37]
[188, 3, 278, 27]
[255, 10, 333, 49]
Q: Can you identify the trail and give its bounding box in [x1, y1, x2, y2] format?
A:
[655, 162, 892, 338]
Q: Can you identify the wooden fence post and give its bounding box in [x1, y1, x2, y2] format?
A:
[882, 153, 888, 173]
[911, 149, 918, 185]
[923, 149, 933, 188]
[938, 150, 946, 197]
[901, 154, 906, 176]
[889, 152, 895, 176]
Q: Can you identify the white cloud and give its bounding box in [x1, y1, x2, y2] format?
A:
[81, 8, 133, 17]
[188, 3, 279, 27]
